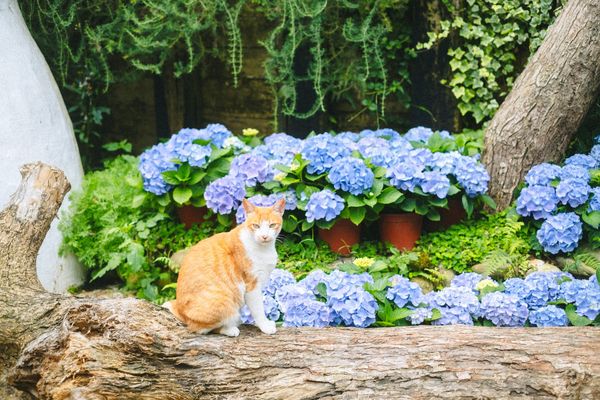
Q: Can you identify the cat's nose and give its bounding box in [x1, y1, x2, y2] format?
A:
[260, 235, 269, 241]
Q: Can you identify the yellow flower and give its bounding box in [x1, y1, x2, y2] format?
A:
[274, 173, 286, 182]
[475, 278, 498, 291]
[353, 257, 375, 268]
[242, 128, 259, 137]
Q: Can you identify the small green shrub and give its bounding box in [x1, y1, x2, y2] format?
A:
[60, 155, 225, 302]
[415, 210, 531, 273]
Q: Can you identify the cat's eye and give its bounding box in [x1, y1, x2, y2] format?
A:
[251, 224, 260, 229]
[269, 223, 278, 229]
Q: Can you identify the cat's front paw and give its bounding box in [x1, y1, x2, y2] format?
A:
[258, 320, 277, 335]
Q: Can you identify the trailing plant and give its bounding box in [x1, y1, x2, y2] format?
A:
[417, 0, 561, 124]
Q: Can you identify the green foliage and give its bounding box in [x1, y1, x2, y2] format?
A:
[415, 210, 531, 273]
[418, 0, 561, 124]
[59, 155, 225, 302]
[275, 236, 338, 279]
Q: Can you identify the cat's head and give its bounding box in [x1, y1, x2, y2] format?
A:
[242, 198, 285, 245]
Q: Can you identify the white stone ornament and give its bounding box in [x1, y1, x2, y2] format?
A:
[0, 0, 85, 292]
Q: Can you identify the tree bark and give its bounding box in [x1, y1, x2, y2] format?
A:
[482, 0, 600, 209]
[2, 163, 600, 399]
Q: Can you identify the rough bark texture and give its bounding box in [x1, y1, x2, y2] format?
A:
[2, 163, 600, 400]
[482, 0, 600, 209]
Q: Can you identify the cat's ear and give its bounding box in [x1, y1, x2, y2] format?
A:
[242, 199, 256, 215]
[272, 198, 286, 214]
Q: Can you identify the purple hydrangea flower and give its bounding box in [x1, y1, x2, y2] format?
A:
[386, 160, 425, 192]
[516, 185, 559, 220]
[204, 175, 246, 214]
[479, 292, 528, 326]
[386, 275, 423, 308]
[453, 156, 490, 197]
[420, 171, 451, 198]
[555, 178, 591, 208]
[408, 307, 433, 325]
[301, 134, 352, 174]
[305, 189, 345, 222]
[528, 305, 568, 327]
[536, 212, 583, 254]
[564, 154, 597, 170]
[327, 157, 374, 195]
[524, 163, 561, 186]
[230, 153, 274, 187]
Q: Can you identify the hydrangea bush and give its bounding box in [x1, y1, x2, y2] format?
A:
[139, 123, 492, 233]
[516, 136, 600, 254]
[244, 269, 599, 328]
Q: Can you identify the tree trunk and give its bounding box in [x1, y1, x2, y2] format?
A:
[2, 163, 600, 400]
[482, 0, 600, 209]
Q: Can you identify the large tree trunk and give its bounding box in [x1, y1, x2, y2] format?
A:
[2, 163, 600, 399]
[482, 0, 600, 209]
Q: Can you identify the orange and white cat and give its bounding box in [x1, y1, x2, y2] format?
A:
[164, 198, 285, 336]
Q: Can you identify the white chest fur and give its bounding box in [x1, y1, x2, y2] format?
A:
[239, 228, 278, 288]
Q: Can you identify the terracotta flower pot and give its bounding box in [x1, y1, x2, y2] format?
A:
[318, 219, 360, 256]
[379, 213, 423, 251]
[176, 205, 210, 229]
[425, 197, 466, 232]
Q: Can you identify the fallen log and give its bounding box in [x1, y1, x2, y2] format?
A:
[1, 163, 600, 399]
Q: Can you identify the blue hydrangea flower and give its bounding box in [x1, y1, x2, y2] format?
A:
[204, 123, 233, 147]
[587, 187, 600, 212]
[525, 163, 561, 186]
[281, 298, 331, 327]
[574, 287, 600, 320]
[559, 165, 590, 182]
[386, 275, 423, 308]
[264, 132, 303, 148]
[275, 284, 316, 314]
[589, 145, 600, 163]
[430, 151, 461, 175]
[230, 153, 274, 187]
[298, 269, 328, 294]
[263, 268, 296, 298]
[372, 128, 402, 141]
[305, 189, 345, 222]
[528, 305, 568, 327]
[536, 212, 583, 254]
[523, 272, 564, 309]
[555, 178, 591, 208]
[204, 175, 246, 214]
[564, 154, 597, 170]
[169, 128, 214, 167]
[405, 126, 434, 143]
[240, 295, 280, 324]
[559, 278, 595, 303]
[503, 278, 532, 300]
[336, 131, 359, 143]
[389, 137, 414, 154]
[327, 157, 374, 195]
[453, 156, 490, 197]
[357, 137, 395, 167]
[386, 160, 425, 192]
[424, 286, 479, 325]
[409, 148, 434, 165]
[420, 171, 451, 199]
[479, 292, 528, 326]
[408, 307, 433, 325]
[451, 273, 485, 293]
[516, 185, 559, 220]
[301, 134, 352, 174]
[138, 142, 177, 195]
[327, 284, 378, 327]
[321, 270, 373, 292]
